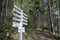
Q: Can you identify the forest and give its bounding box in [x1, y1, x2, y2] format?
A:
[0, 0, 60, 40]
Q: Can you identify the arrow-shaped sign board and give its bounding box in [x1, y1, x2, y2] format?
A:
[14, 5, 23, 12]
[12, 22, 19, 27]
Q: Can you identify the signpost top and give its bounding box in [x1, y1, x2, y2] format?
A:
[12, 4, 28, 28]
[14, 5, 23, 12]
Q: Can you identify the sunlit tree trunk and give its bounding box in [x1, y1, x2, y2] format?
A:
[47, 0, 55, 35]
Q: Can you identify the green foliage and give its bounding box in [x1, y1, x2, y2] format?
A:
[0, 0, 60, 40]
[0, 0, 14, 40]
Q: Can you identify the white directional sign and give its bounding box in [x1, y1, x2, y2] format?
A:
[18, 27, 25, 32]
[23, 13, 27, 16]
[13, 17, 20, 21]
[14, 5, 23, 12]
[12, 4, 28, 40]
[13, 13, 20, 18]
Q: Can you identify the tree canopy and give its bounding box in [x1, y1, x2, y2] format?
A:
[0, 0, 60, 40]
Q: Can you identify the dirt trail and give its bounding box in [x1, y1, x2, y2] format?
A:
[37, 30, 54, 40]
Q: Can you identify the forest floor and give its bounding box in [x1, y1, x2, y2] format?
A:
[13, 29, 55, 40]
[36, 30, 55, 40]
